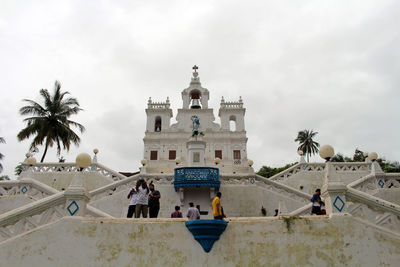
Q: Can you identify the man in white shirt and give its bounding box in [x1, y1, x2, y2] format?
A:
[186, 202, 200, 221]
[127, 187, 138, 218]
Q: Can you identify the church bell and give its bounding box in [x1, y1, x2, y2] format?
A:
[190, 98, 201, 109]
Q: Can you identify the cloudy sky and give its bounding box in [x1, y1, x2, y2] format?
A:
[1, 0, 399, 178]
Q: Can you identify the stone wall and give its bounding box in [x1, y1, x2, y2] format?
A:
[1, 215, 399, 266]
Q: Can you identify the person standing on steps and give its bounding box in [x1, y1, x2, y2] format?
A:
[171, 206, 183, 218]
[127, 186, 138, 218]
[311, 189, 323, 215]
[148, 181, 161, 218]
[212, 192, 224, 220]
[135, 178, 149, 218]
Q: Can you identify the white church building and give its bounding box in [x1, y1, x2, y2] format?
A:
[142, 66, 251, 175]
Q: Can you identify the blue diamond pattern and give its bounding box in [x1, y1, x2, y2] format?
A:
[333, 196, 345, 212]
[21, 186, 28, 194]
[250, 178, 255, 184]
[378, 179, 385, 188]
[302, 165, 307, 170]
[67, 200, 79, 216]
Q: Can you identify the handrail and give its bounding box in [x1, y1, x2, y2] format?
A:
[86, 205, 113, 218]
[89, 173, 141, 197]
[0, 192, 65, 227]
[0, 178, 59, 199]
[268, 163, 302, 181]
[289, 203, 313, 216]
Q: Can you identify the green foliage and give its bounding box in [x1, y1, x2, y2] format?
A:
[257, 162, 297, 178]
[17, 81, 85, 162]
[0, 175, 10, 180]
[331, 148, 400, 173]
[295, 130, 319, 162]
[15, 164, 24, 176]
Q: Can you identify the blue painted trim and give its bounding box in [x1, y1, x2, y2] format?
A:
[67, 200, 79, 216]
[174, 167, 220, 191]
[378, 179, 385, 188]
[21, 186, 28, 194]
[185, 219, 228, 253]
[333, 196, 345, 212]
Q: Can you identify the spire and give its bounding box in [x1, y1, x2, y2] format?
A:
[190, 65, 201, 85]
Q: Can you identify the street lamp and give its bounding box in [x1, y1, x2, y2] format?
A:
[319, 145, 334, 162]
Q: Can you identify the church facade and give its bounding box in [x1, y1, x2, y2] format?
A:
[142, 66, 251, 174]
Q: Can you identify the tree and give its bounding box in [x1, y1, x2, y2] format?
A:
[295, 130, 320, 162]
[17, 81, 85, 162]
[0, 137, 5, 173]
[257, 162, 297, 178]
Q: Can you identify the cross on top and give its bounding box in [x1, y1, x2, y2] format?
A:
[192, 65, 198, 72]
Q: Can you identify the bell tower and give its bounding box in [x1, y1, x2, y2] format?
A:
[181, 65, 209, 109]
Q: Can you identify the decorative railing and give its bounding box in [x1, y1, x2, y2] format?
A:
[233, 159, 241, 165]
[332, 162, 371, 172]
[20, 162, 127, 182]
[269, 162, 372, 182]
[346, 187, 400, 234]
[0, 190, 113, 242]
[0, 178, 59, 201]
[174, 167, 220, 191]
[220, 102, 243, 109]
[289, 203, 313, 216]
[348, 173, 400, 195]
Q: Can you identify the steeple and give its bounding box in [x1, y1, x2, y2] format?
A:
[190, 65, 201, 85]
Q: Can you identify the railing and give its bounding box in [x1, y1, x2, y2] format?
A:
[346, 187, 400, 234]
[0, 178, 59, 201]
[20, 162, 127, 182]
[220, 102, 243, 109]
[269, 162, 372, 182]
[348, 173, 400, 195]
[174, 167, 220, 191]
[233, 159, 241, 165]
[289, 203, 313, 216]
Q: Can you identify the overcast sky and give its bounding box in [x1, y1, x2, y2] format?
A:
[1, 0, 399, 179]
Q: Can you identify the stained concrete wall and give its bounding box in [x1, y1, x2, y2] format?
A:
[91, 184, 306, 218]
[1, 215, 399, 266]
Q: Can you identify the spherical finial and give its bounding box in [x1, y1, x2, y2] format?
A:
[363, 152, 368, 157]
[297, 150, 304, 156]
[27, 157, 37, 166]
[93, 148, 99, 155]
[214, 157, 221, 165]
[76, 153, 92, 169]
[319, 145, 334, 161]
[248, 160, 254, 167]
[175, 158, 182, 165]
[368, 152, 378, 161]
[141, 159, 148, 166]
[25, 152, 32, 158]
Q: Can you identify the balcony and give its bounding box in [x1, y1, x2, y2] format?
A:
[174, 167, 220, 192]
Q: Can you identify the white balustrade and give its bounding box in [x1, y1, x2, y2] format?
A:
[0, 178, 59, 201]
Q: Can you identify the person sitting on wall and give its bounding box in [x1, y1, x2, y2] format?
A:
[311, 189, 323, 215]
[212, 192, 224, 220]
[186, 202, 200, 221]
[127, 186, 138, 218]
[171, 206, 183, 218]
[135, 178, 149, 218]
[148, 181, 161, 218]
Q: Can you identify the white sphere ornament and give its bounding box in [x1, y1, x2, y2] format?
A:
[175, 158, 182, 165]
[368, 152, 378, 161]
[319, 145, 334, 160]
[27, 157, 37, 166]
[297, 150, 304, 156]
[76, 153, 92, 169]
[141, 159, 148, 166]
[93, 148, 99, 154]
[363, 152, 368, 157]
[248, 160, 254, 167]
[25, 152, 32, 158]
[214, 157, 221, 165]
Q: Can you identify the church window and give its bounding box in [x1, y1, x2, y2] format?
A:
[229, 115, 237, 131]
[154, 116, 162, 132]
[150, 151, 158, 160]
[193, 152, 200, 162]
[169, 150, 176, 160]
[233, 150, 241, 159]
[215, 150, 222, 159]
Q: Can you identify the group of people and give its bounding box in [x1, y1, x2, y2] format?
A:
[127, 178, 161, 218]
[127, 178, 226, 221]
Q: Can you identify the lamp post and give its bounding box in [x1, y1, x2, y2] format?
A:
[319, 145, 334, 162]
[298, 150, 305, 163]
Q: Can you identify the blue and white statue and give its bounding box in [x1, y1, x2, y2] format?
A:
[191, 116, 201, 136]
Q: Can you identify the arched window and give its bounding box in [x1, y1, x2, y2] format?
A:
[190, 90, 201, 109]
[155, 116, 162, 132]
[229, 115, 236, 131]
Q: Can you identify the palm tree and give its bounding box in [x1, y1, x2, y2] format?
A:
[295, 130, 320, 162]
[0, 137, 5, 172]
[17, 81, 85, 162]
